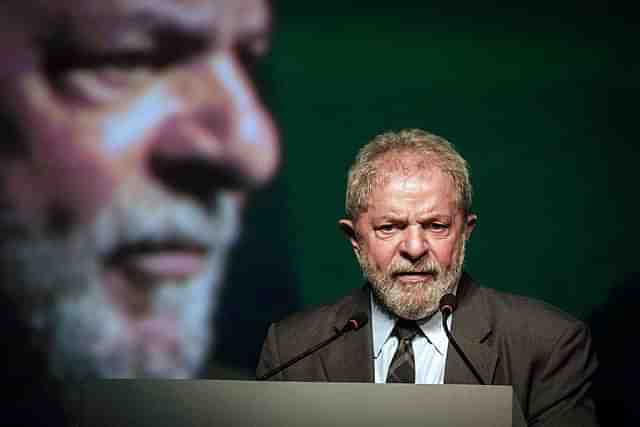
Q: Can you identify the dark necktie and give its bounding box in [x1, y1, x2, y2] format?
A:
[386, 319, 421, 383]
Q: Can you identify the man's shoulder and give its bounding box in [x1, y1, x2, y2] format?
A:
[471, 282, 588, 343]
[463, 280, 597, 426]
[270, 287, 367, 342]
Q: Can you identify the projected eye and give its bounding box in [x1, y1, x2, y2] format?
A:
[49, 67, 152, 107]
[42, 29, 212, 106]
[238, 33, 269, 65]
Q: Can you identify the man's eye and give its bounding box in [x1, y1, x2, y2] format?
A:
[51, 67, 153, 106]
[43, 48, 160, 105]
[236, 30, 270, 67]
[429, 223, 450, 233]
[376, 224, 396, 234]
[42, 28, 211, 81]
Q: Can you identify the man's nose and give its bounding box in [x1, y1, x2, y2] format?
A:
[399, 226, 429, 261]
[148, 51, 279, 198]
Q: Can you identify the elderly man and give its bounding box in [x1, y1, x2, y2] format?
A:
[0, 0, 278, 382]
[257, 129, 598, 426]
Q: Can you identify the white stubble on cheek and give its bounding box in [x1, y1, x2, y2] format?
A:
[102, 85, 181, 154]
[209, 55, 261, 143]
[207, 54, 279, 181]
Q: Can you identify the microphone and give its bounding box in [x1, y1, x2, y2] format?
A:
[439, 294, 486, 385]
[340, 312, 368, 333]
[257, 313, 369, 381]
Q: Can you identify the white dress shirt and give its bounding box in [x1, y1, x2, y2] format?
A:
[370, 291, 453, 384]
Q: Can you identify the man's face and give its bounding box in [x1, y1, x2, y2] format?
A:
[0, 0, 278, 378]
[340, 154, 476, 320]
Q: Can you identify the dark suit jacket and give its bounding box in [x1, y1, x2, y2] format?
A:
[257, 273, 598, 426]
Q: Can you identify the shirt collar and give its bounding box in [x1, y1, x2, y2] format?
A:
[371, 294, 396, 359]
[370, 285, 457, 358]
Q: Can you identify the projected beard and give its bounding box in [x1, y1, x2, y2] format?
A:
[360, 235, 466, 321]
[0, 183, 239, 379]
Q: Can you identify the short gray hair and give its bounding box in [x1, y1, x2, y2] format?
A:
[345, 129, 472, 220]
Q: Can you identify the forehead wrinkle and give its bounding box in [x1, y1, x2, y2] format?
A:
[108, 0, 270, 44]
[368, 165, 458, 218]
[83, 1, 224, 51]
[23, 0, 268, 54]
[372, 153, 438, 192]
[370, 151, 461, 212]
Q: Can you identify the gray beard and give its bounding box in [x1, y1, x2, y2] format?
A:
[360, 238, 466, 320]
[0, 186, 239, 379]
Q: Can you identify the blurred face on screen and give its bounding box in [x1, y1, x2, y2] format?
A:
[0, 0, 278, 378]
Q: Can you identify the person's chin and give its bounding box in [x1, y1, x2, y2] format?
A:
[384, 279, 442, 317]
[81, 309, 208, 379]
[51, 263, 218, 379]
[114, 274, 215, 378]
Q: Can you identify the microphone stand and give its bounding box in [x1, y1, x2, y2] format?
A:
[441, 308, 486, 385]
[257, 315, 367, 381]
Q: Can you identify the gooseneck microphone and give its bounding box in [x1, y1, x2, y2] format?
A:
[439, 294, 486, 385]
[257, 313, 368, 381]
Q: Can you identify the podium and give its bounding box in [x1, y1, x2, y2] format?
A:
[74, 380, 527, 426]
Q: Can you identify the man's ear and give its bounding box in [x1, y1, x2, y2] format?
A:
[338, 218, 361, 259]
[464, 213, 478, 240]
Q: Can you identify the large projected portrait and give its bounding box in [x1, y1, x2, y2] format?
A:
[1, 0, 637, 424]
[0, 0, 281, 381]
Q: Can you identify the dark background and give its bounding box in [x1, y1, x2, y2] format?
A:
[218, 1, 638, 424]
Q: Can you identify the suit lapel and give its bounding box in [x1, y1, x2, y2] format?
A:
[444, 274, 498, 385]
[320, 286, 374, 382]
[317, 277, 497, 384]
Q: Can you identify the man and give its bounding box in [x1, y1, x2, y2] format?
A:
[257, 129, 598, 426]
[0, 0, 278, 381]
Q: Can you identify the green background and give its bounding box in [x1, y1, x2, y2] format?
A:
[256, 1, 637, 320]
[222, 4, 638, 419]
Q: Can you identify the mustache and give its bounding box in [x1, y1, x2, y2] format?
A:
[391, 268, 438, 275]
[93, 189, 240, 258]
[387, 258, 441, 276]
